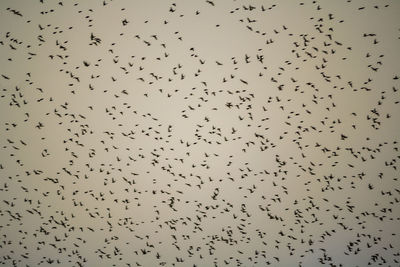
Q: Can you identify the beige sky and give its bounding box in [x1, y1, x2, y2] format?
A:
[0, 0, 399, 266]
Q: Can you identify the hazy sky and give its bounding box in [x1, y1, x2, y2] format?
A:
[0, 0, 399, 266]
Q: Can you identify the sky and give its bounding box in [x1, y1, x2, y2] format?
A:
[0, 0, 399, 266]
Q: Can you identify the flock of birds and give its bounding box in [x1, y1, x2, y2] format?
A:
[0, 0, 399, 266]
